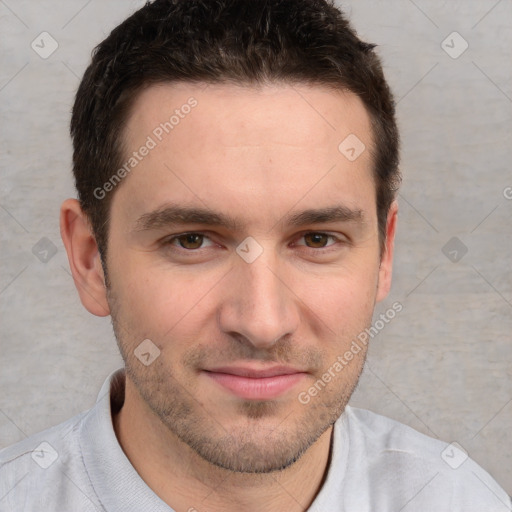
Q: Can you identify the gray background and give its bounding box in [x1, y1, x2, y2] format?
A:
[1, 0, 511, 496]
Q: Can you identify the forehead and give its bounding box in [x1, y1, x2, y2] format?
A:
[125, 81, 372, 149]
[115, 81, 376, 229]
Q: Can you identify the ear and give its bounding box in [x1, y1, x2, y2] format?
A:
[60, 198, 110, 317]
[376, 200, 398, 303]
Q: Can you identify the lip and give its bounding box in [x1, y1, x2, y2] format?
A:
[203, 365, 307, 400]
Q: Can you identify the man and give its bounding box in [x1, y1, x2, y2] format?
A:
[0, 0, 509, 510]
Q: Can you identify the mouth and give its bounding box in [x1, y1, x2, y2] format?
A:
[202, 365, 308, 400]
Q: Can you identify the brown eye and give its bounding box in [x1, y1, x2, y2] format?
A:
[303, 233, 331, 248]
[176, 233, 204, 249]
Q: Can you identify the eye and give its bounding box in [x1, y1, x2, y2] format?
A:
[166, 232, 215, 250]
[296, 232, 340, 249]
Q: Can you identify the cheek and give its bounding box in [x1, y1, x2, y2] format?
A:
[301, 261, 379, 327]
[109, 254, 223, 338]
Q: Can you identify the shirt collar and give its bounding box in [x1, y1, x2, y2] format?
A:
[79, 368, 173, 512]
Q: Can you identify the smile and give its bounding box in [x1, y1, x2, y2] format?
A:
[202, 366, 307, 400]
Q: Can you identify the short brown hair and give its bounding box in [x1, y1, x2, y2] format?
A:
[71, 0, 400, 261]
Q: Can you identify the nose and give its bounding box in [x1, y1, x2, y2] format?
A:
[218, 250, 300, 350]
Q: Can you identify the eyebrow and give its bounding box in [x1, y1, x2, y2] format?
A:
[133, 204, 364, 233]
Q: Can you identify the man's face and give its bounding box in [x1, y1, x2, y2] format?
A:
[104, 82, 392, 473]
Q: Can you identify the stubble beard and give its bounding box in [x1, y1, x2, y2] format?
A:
[107, 285, 368, 474]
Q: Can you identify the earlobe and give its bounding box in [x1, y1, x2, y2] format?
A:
[60, 198, 110, 317]
[376, 200, 398, 303]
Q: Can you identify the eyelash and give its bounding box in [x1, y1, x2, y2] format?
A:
[163, 231, 345, 254]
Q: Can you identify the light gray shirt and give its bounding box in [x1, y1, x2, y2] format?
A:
[1, 369, 510, 511]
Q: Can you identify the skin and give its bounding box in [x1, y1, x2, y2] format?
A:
[60, 82, 397, 512]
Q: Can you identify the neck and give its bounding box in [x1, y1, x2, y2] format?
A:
[113, 376, 333, 512]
